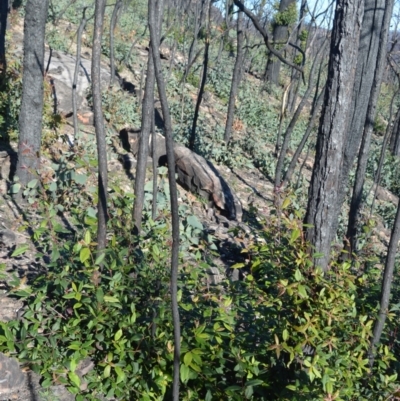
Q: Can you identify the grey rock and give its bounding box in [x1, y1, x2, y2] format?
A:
[0, 353, 25, 396]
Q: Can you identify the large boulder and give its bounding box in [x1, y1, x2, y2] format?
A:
[119, 129, 242, 221]
[45, 50, 110, 115]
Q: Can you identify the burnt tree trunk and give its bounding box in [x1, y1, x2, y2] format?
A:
[91, 0, 108, 257]
[389, 109, 400, 157]
[16, 0, 49, 187]
[148, 0, 181, 399]
[336, 0, 386, 216]
[369, 199, 400, 367]
[109, 0, 122, 86]
[346, 0, 394, 254]
[0, 0, 8, 79]
[274, 41, 326, 189]
[304, 0, 363, 271]
[188, 0, 211, 151]
[72, 7, 88, 141]
[224, 9, 243, 144]
[265, 0, 296, 86]
[132, 0, 162, 234]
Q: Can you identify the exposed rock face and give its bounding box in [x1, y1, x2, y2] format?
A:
[119, 129, 243, 221]
[45, 50, 110, 116]
[0, 353, 25, 396]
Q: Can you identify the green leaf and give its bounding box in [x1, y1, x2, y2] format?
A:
[80, 248, 90, 263]
[104, 295, 120, 303]
[27, 179, 38, 188]
[11, 244, 29, 257]
[114, 329, 123, 341]
[68, 372, 81, 388]
[10, 183, 21, 194]
[231, 263, 245, 269]
[282, 329, 289, 341]
[294, 269, 302, 281]
[187, 215, 203, 230]
[180, 364, 190, 384]
[290, 229, 300, 244]
[84, 231, 91, 245]
[184, 352, 193, 366]
[104, 365, 111, 378]
[95, 253, 105, 266]
[115, 366, 125, 384]
[298, 284, 308, 299]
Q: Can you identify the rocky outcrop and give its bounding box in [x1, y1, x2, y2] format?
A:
[119, 130, 242, 221]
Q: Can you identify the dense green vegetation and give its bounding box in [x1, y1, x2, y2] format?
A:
[0, 0, 400, 400]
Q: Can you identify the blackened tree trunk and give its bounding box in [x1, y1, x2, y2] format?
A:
[188, 0, 211, 151]
[183, 0, 206, 82]
[346, 0, 394, 254]
[224, 9, 243, 144]
[148, 1, 180, 399]
[109, 0, 122, 87]
[265, 0, 297, 85]
[132, 0, 162, 234]
[16, 0, 49, 187]
[72, 7, 88, 141]
[368, 199, 400, 367]
[287, 0, 307, 112]
[91, 0, 108, 257]
[389, 109, 400, 157]
[336, 0, 386, 214]
[282, 83, 326, 187]
[0, 0, 8, 79]
[304, 0, 363, 271]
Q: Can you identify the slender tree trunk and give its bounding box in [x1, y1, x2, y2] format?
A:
[72, 7, 88, 142]
[148, 1, 180, 399]
[0, 0, 8, 80]
[389, 108, 400, 157]
[189, 1, 211, 151]
[335, 0, 386, 215]
[304, 0, 364, 271]
[183, 0, 205, 82]
[368, 200, 400, 367]
[265, 0, 296, 86]
[109, 0, 123, 86]
[275, 43, 326, 189]
[287, 0, 307, 112]
[224, 9, 243, 144]
[346, 0, 394, 254]
[132, 0, 162, 234]
[282, 84, 326, 187]
[151, 111, 158, 220]
[16, 0, 49, 188]
[91, 0, 108, 257]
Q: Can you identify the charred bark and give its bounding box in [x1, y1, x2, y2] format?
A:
[148, 0, 181, 399]
[91, 0, 108, 257]
[224, 10, 244, 144]
[346, 0, 394, 254]
[16, 0, 49, 188]
[304, 0, 364, 271]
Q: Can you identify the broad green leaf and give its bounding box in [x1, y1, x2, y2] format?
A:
[80, 248, 90, 263]
[187, 215, 203, 230]
[27, 179, 38, 188]
[84, 231, 91, 245]
[290, 229, 300, 244]
[104, 295, 120, 303]
[104, 365, 111, 378]
[68, 372, 80, 388]
[11, 244, 29, 257]
[184, 352, 193, 366]
[114, 329, 123, 341]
